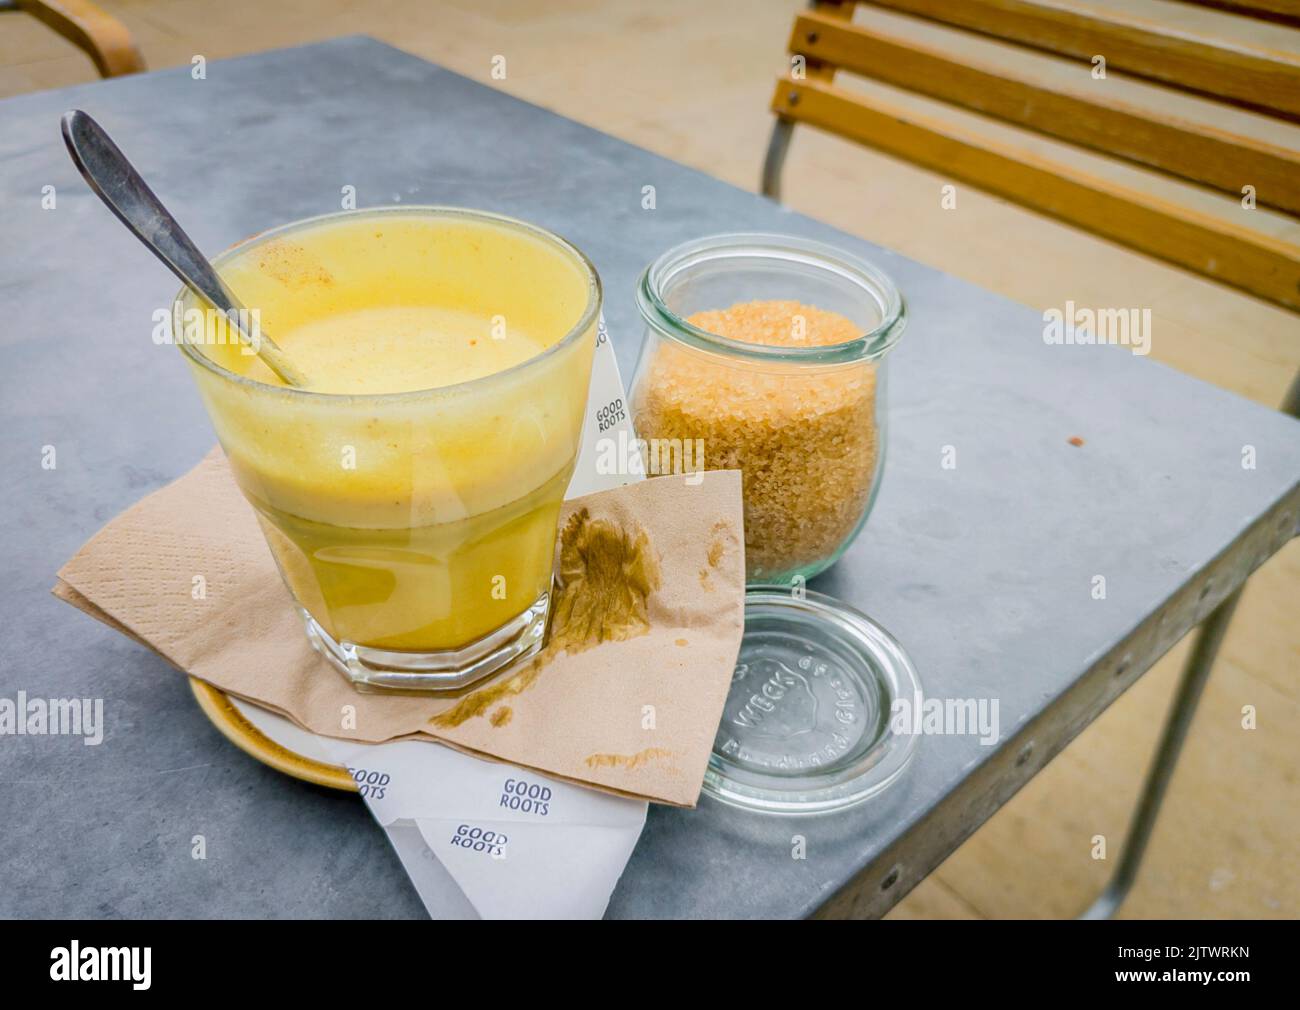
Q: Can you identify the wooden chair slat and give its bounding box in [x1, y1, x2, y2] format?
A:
[1175, 1, 1300, 28]
[771, 76, 1300, 310]
[803, 0, 858, 82]
[859, 0, 1300, 118]
[791, 11, 1300, 214]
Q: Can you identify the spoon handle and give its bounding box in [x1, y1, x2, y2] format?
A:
[60, 110, 308, 387]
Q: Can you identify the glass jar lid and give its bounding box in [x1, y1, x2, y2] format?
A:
[703, 587, 921, 814]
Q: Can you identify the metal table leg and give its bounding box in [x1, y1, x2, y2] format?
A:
[1079, 588, 1243, 919]
[761, 118, 793, 200]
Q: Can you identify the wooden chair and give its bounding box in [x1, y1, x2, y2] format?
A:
[3, 0, 145, 78]
[762, 0, 1300, 311]
[761, 0, 1300, 919]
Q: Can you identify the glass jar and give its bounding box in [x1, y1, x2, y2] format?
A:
[630, 233, 905, 584]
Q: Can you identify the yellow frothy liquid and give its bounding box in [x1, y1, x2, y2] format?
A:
[183, 210, 597, 652]
[276, 305, 550, 394]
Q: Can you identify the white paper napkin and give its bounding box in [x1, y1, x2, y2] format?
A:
[321, 738, 647, 919]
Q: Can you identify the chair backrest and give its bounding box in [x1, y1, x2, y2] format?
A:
[12, 0, 145, 78]
[767, 0, 1300, 312]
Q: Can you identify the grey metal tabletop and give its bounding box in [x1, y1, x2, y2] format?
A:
[2, 37, 1297, 920]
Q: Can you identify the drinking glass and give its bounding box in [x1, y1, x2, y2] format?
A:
[176, 207, 601, 691]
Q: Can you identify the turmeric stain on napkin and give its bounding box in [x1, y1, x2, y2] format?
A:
[584, 747, 672, 771]
[430, 508, 661, 729]
[698, 520, 732, 592]
[549, 508, 661, 655]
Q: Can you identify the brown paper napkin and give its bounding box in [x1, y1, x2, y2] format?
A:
[54, 450, 745, 807]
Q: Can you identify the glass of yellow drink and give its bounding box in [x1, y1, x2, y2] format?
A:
[175, 207, 601, 691]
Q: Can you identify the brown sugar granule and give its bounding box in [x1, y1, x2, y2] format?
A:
[634, 300, 878, 580]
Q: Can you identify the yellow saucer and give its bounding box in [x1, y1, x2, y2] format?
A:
[188, 678, 356, 792]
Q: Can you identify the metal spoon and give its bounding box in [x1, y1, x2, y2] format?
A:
[60, 110, 310, 388]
